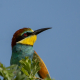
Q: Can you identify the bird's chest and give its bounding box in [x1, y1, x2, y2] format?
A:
[11, 44, 34, 65]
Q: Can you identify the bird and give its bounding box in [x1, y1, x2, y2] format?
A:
[10, 27, 51, 79]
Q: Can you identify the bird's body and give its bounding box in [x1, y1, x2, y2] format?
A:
[10, 27, 51, 79]
[10, 44, 34, 65]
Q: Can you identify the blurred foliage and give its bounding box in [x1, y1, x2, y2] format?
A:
[0, 57, 54, 80]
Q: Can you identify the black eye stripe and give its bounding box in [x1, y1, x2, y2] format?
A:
[27, 32, 32, 36]
[16, 32, 33, 42]
[22, 32, 32, 37]
[16, 36, 24, 42]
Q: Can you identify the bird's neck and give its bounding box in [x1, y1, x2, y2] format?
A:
[12, 43, 34, 61]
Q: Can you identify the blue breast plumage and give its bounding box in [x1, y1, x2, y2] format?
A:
[10, 43, 34, 65]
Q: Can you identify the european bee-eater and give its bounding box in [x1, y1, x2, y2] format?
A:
[10, 27, 51, 79]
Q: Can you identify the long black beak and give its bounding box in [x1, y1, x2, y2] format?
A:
[32, 27, 52, 35]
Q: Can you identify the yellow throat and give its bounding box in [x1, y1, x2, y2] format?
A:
[17, 35, 37, 46]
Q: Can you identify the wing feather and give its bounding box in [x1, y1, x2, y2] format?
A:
[33, 51, 51, 79]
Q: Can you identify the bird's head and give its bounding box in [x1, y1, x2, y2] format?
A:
[11, 27, 51, 48]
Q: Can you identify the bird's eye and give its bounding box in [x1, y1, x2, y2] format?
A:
[23, 33, 27, 36]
